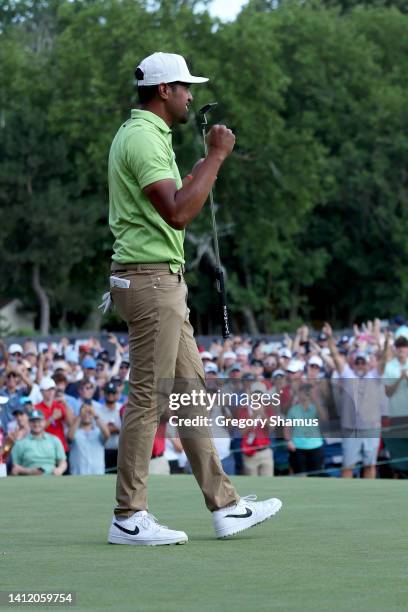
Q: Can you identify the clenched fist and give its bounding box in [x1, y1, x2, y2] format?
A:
[206, 124, 235, 161]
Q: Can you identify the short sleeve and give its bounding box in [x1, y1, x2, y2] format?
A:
[53, 436, 66, 463]
[125, 130, 175, 189]
[11, 440, 23, 465]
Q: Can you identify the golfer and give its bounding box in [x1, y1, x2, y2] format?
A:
[107, 52, 282, 546]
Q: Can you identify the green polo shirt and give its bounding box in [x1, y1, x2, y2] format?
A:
[11, 433, 66, 475]
[108, 109, 184, 273]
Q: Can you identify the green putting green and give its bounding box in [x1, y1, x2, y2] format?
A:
[1, 475, 407, 611]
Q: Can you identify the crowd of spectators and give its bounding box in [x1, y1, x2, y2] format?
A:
[0, 317, 407, 479]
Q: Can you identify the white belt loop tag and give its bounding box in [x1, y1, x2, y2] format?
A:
[109, 275, 130, 288]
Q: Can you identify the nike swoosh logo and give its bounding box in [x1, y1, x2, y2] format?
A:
[113, 522, 140, 535]
[225, 507, 253, 519]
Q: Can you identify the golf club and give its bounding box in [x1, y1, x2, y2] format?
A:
[198, 102, 231, 338]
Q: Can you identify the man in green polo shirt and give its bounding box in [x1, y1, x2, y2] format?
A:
[107, 52, 282, 546]
[11, 409, 67, 476]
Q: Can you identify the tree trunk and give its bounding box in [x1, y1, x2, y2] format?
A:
[85, 304, 103, 332]
[32, 264, 50, 335]
[242, 305, 259, 336]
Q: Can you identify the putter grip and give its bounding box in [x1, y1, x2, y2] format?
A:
[215, 268, 231, 338]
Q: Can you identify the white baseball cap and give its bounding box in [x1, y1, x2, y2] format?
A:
[200, 351, 214, 361]
[53, 360, 68, 371]
[39, 376, 56, 391]
[279, 347, 292, 359]
[251, 382, 267, 393]
[136, 52, 208, 86]
[204, 362, 219, 374]
[272, 369, 286, 378]
[286, 359, 305, 374]
[308, 355, 323, 368]
[236, 347, 250, 356]
[354, 351, 368, 363]
[223, 351, 237, 361]
[9, 343, 23, 354]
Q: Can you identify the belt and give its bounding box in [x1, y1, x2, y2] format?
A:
[111, 262, 185, 273]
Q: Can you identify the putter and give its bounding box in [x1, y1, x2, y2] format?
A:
[198, 102, 231, 338]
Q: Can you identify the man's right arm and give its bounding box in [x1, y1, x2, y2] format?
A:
[11, 464, 43, 475]
[385, 370, 407, 397]
[67, 416, 81, 442]
[143, 125, 235, 230]
[322, 323, 345, 375]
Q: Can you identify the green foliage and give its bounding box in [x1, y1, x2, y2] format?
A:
[1, 0, 407, 333]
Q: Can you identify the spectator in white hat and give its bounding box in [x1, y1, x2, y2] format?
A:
[23, 343, 38, 379]
[278, 347, 292, 371]
[235, 346, 250, 367]
[222, 351, 237, 372]
[306, 355, 333, 424]
[200, 351, 214, 363]
[307, 355, 323, 374]
[282, 359, 305, 413]
[35, 377, 74, 455]
[263, 355, 279, 384]
[323, 323, 388, 479]
[270, 369, 286, 398]
[286, 359, 305, 377]
[204, 362, 219, 376]
[8, 344, 24, 364]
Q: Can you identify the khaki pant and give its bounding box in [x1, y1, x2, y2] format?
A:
[110, 264, 239, 516]
[243, 448, 274, 476]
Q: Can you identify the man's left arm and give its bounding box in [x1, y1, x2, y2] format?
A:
[61, 401, 74, 427]
[379, 382, 390, 428]
[17, 364, 33, 390]
[53, 459, 67, 476]
[52, 438, 67, 476]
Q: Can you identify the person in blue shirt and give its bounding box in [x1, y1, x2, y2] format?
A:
[68, 402, 110, 475]
[285, 383, 328, 475]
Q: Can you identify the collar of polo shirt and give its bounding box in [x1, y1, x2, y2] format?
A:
[131, 109, 171, 133]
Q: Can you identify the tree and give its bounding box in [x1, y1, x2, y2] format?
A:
[1, 0, 408, 333]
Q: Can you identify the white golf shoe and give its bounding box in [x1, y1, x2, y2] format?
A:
[108, 511, 188, 546]
[213, 495, 282, 539]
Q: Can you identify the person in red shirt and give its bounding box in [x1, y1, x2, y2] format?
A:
[149, 419, 169, 474]
[35, 376, 74, 453]
[238, 392, 274, 476]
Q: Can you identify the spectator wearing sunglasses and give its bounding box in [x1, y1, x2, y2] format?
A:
[71, 379, 102, 417]
[1, 366, 33, 425]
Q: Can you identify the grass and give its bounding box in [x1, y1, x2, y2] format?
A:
[1, 475, 407, 611]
